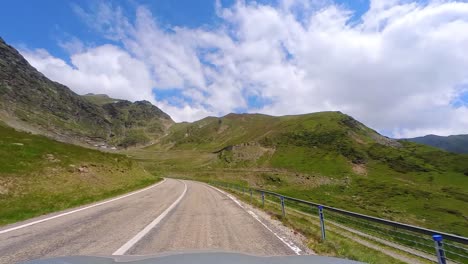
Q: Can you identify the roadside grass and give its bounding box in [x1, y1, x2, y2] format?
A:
[156, 164, 468, 236]
[0, 123, 160, 226]
[200, 180, 415, 264]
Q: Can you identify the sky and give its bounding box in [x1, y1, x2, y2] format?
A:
[1, 0, 468, 138]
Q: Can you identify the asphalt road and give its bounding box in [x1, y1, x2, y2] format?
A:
[0, 179, 295, 263]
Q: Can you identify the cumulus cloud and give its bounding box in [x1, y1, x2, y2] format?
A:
[21, 0, 468, 137]
[22, 45, 155, 102]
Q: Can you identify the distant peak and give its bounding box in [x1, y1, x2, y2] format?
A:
[135, 100, 152, 105]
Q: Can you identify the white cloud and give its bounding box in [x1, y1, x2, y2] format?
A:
[22, 45, 155, 102]
[58, 36, 85, 54]
[20, 0, 468, 137]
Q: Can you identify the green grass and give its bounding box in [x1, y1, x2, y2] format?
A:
[0, 122, 160, 225]
[223, 182, 465, 263]
[202, 181, 413, 264]
[270, 146, 350, 176]
[128, 112, 468, 237]
[133, 148, 468, 236]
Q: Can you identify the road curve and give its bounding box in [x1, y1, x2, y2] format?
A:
[0, 179, 296, 264]
[128, 181, 294, 256]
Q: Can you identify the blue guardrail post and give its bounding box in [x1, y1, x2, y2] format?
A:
[250, 189, 253, 203]
[280, 196, 285, 217]
[261, 192, 265, 207]
[433, 234, 447, 264]
[318, 205, 326, 241]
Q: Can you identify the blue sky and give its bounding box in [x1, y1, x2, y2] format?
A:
[0, 0, 369, 57]
[0, 0, 231, 61]
[1, 0, 468, 137]
[0, 0, 372, 70]
[0, 0, 369, 111]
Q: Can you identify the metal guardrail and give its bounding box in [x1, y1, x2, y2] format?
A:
[261, 189, 468, 244]
[210, 181, 468, 264]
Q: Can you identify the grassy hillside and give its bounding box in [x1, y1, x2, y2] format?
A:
[0, 122, 159, 226]
[404, 134, 468, 154]
[129, 112, 468, 236]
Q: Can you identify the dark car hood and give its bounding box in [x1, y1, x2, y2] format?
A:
[22, 252, 363, 264]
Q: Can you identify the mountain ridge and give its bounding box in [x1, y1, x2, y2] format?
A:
[404, 134, 468, 154]
[133, 111, 468, 235]
[0, 37, 173, 148]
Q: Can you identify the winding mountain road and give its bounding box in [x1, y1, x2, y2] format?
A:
[0, 179, 297, 263]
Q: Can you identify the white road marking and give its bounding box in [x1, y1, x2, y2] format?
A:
[0, 179, 167, 235]
[207, 184, 303, 255]
[246, 210, 303, 255]
[112, 181, 188, 255]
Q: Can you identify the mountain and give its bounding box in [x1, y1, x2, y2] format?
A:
[100, 99, 173, 147]
[404, 134, 468, 154]
[0, 37, 173, 148]
[1, 36, 467, 235]
[134, 112, 468, 235]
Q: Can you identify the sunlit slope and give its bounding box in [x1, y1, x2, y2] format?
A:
[0, 122, 158, 226]
[136, 112, 468, 235]
[150, 111, 402, 173]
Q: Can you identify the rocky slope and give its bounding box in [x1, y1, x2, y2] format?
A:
[101, 99, 173, 147]
[0, 37, 173, 148]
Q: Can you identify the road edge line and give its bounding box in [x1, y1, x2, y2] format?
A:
[206, 184, 303, 255]
[112, 180, 188, 255]
[0, 179, 167, 235]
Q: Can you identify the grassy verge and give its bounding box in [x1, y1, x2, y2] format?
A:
[0, 123, 160, 226]
[209, 182, 430, 264]
[157, 165, 468, 236]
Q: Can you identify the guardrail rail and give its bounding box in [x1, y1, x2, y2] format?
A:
[210, 181, 468, 264]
